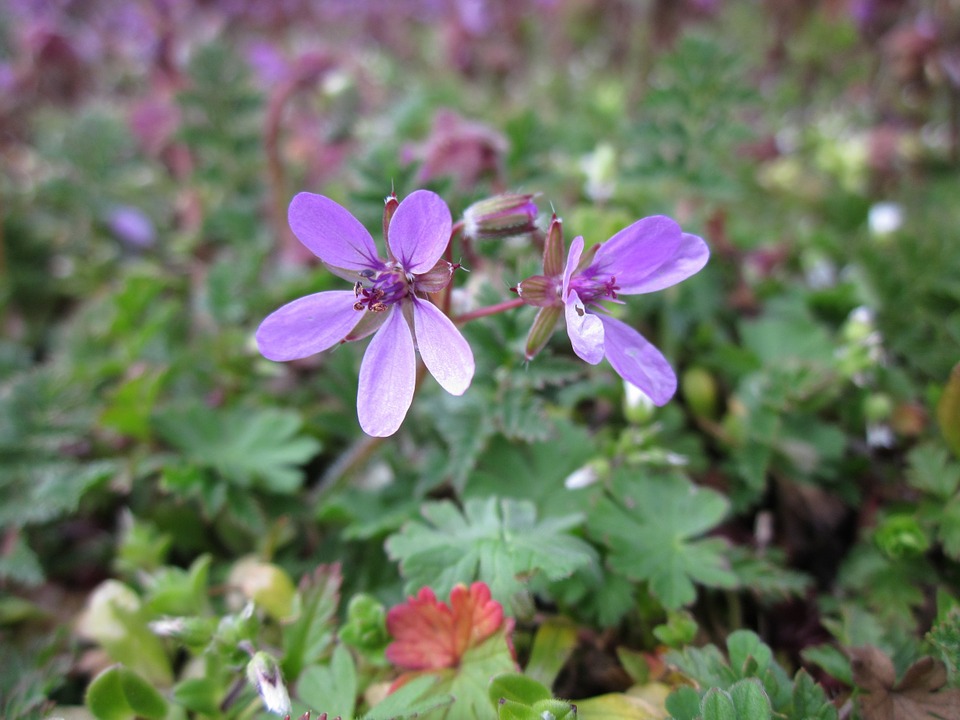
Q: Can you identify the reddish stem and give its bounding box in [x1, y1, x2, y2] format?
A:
[263, 55, 335, 260]
[454, 298, 526, 325]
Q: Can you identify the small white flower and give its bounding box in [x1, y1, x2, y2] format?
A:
[867, 202, 903, 237]
[246, 651, 292, 716]
[148, 617, 185, 637]
[564, 464, 599, 490]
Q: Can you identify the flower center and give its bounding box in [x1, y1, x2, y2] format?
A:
[568, 268, 620, 306]
[353, 265, 409, 312]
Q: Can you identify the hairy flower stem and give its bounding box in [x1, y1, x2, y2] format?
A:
[454, 298, 526, 324]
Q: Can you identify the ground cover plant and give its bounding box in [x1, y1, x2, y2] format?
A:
[2, 1, 960, 719]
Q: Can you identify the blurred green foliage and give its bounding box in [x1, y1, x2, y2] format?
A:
[1, 1, 960, 718]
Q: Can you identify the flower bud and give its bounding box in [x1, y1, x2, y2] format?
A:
[515, 275, 559, 307]
[863, 393, 893, 423]
[874, 514, 930, 559]
[383, 192, 400, 248]
[867, 201, 903, 238]
[339, 593, 389, 653]
[76, 580, 173, 687]
[414, 258, 457, 293]
[462, 193, 538, 240]
[581, 142, 618, 202]
[246, 651, 292, 716]
[229, 557, 297, 622]
[149, 616, 218, 648]
[623, 382, 656, 425]
[681, 367, 719, 419]
[524, 306, 562, 361]
[542, 214, 565, 277]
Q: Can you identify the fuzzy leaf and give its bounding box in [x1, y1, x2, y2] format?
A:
[385, 497, 597, 603]
[523, 618, 578, 689]
[86, 665, 168, 720]
[906, 444, 960, 499]
[154, 403, 320, 493]
[297, 644, 357, 720]
[488, 674, 553, 708]
[391, 623, 517, 720]
[282, 564, 342, 680]
[364, 675, 453, 719]
[588, 470, 736, 609]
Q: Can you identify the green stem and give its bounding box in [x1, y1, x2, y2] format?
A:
[309, 361, 429, 507]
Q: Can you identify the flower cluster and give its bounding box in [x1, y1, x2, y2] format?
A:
[256, 189, 708, 436]
[256, 190, 474, 437]
[516, 213, 710, 405]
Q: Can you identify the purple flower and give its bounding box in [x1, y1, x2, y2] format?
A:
[517, 215, 709, 406]
[257, 190, 475, 437]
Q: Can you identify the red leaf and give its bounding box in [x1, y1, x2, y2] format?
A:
[385, 582, 504, 671]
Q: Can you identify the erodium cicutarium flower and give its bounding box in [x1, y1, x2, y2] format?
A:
[256, 190, 475, 437]
[517, 214, 709, 405]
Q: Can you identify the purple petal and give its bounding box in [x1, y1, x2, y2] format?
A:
[598, 314, 677, 405]
[357, 307, 416, 437]
[593, 215, 682, 289]
[256, 290, 360, 361]
[561, 235, 585, 299]
[618, 232, 710, 294]
[411, 299, 474, 395]
[565, 291, 605, 365]
[387, 190, 452, 274]
[288, 192, 381, 271]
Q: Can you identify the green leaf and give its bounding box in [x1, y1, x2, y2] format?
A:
[392, 628, 516, 720]
[938, 362, 960, 457]
[488, 673, 552, 707]
[497, 698, 543, 720]
[173, 677, 222, 715]
[700, 687, 736, 720]
[296, 644, 357, 720]
[363, 675, 453, 720]
[727, 631, 772, 677]
[0, 532, 44, 586]
[573, 691, 667, 718]
[740, 309, 834, 367]
[282, 564, 342, 680]
[906, 444, 960, 498]
[938, 498, 960, 561]
[99, 367, 167, 440]
[790, 669, 838, 720]
[928, 607, 960, 685]
[729, 679, 771, 719]
[386, 497, 597, 603]
[86, 665, 168, 720]
[652, 610, 698, 648]
[424, 392, 496, 494]
[665, 685, 701, 720]
[727, 547, 811, 600]
[587, 470, 736, 609]
[153, 403, 320, 493]
[524, 618, 578, 688]
[800, 644, 853, 685]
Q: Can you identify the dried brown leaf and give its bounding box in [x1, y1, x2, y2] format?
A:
[850, 646, 960, 720]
